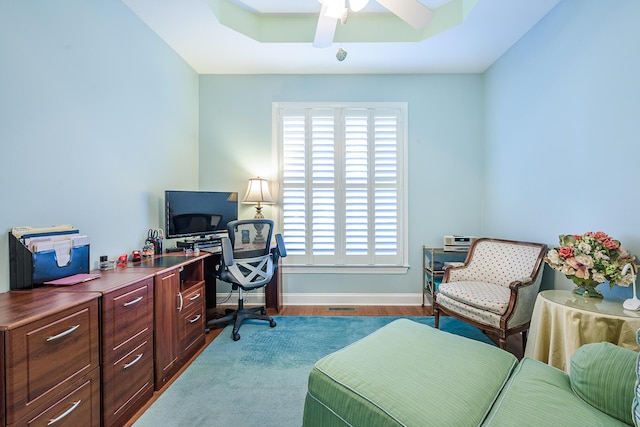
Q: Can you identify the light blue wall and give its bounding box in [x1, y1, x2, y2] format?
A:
[484, 0, 640, 296]
[0, 1, 200, 293]
[199, 74, 485, 299]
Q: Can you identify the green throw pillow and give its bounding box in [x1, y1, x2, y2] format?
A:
[633, 329, 640, 427]
[570, 342, 636, 425]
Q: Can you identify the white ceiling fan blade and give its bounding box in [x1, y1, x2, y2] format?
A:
[376, 0, 434, 30]
[313, 4, 339, 48]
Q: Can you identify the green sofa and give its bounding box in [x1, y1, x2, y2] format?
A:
[302, 319, 638, 426]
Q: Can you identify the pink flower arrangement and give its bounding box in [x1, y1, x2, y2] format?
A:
[545, 231, 636, 288]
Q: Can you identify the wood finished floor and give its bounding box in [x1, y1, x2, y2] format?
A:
[125, 305, 524, 426]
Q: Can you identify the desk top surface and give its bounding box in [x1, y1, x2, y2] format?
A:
[539, 289, 640, 319]
[0, 254, 213, 329]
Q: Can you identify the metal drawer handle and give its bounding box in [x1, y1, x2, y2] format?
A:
[123, 353, 144, 370]
[47, 400, 81, 425]
[123, 296, 143, 307]
[46, 324, 80, 342]
[178, 292, 184, 312]
[189, 314, 202, 324]
[189, 293, 201, 301]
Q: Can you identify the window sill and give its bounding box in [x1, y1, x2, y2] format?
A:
[281, 265, 409, 274]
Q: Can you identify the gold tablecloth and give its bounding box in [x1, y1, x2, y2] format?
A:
[524, 290, 640, 372]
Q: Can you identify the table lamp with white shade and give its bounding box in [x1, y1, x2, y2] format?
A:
[242, 177, 275, 219]
[242, 177, 275, 243]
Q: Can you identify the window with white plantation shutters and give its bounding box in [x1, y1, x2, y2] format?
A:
[274, 103, 407, 270]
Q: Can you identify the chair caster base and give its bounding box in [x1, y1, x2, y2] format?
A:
[206, 304, 276, 342]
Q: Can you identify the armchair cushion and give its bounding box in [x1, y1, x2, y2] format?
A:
[570, 342, 636, 425]
[437, 292, 503, 328]
[438, 281, 511, 315]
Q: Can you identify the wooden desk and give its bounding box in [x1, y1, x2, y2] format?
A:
[524, 290, 640, 372]
[265, 258, 283, 312]
[203, 250, 282, 313]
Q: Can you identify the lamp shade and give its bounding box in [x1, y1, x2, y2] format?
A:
[242, 177, 275, 205]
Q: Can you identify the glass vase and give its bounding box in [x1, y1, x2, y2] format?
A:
[573, 281, 603, 298]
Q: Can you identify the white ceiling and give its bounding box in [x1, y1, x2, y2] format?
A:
[121, 0, 562, 74]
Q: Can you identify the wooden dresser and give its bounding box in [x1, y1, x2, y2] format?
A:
[51, 254, 208, 425]
[0, 291, 101, 427]
[129, 257, 206, 389]
[56, 271, 156, 427]
[1, 253, 210, 427]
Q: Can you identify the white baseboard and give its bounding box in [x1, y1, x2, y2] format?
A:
[284, 293, 423, 306]
[215, 291, 265, 307]
[215, 292, 423, 306]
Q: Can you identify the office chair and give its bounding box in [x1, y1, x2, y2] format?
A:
[206, 219, 286, 341]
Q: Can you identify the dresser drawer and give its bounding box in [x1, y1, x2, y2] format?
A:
[180, 303, 205, 358]
[8, 367, 100, 427]
[102, 339, 154, 427]
[1, 330, 5, 427]
[4, 299, 99, 425]
[102, 277, 153, 363]
[181, 282, 204, 312]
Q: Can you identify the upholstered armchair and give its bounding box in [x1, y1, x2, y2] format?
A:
[434, 238, 547, 350]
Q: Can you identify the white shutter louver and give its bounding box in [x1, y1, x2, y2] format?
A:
[374, 114, 398, 256]
[345, 113, 369, 256]
[282, 114, 306, 255]
[311, 113, 335, 256]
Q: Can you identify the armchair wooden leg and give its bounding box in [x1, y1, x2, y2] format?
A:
[434, 306, 440, 329]
[499, 331, 507, 350]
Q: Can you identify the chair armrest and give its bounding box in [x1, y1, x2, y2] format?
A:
[275, 234, 287, 258]
[504, 274, 543, 328]
[508, 277, 533, 291]
[221, 237, 235, 267]
[271, 233, 287, 267]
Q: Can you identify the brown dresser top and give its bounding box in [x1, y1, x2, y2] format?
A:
[50, 271, 156, 294]
[0, 253, 212, 330]
[36, 253, 211, 294]
[0, 291, 100, 331]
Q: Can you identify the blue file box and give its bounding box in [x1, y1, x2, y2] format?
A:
[9, 232, 90, 289]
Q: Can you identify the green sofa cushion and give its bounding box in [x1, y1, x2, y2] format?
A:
[303, 319, 518, 427]
[631, 328, 640, 427]
[484, 357, 629, 426]
[570, 342, 636, 425]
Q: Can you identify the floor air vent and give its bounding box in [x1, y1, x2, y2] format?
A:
[327, 307, 357, 312]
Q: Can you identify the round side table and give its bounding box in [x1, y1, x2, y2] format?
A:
[524, 289, 640, 372]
